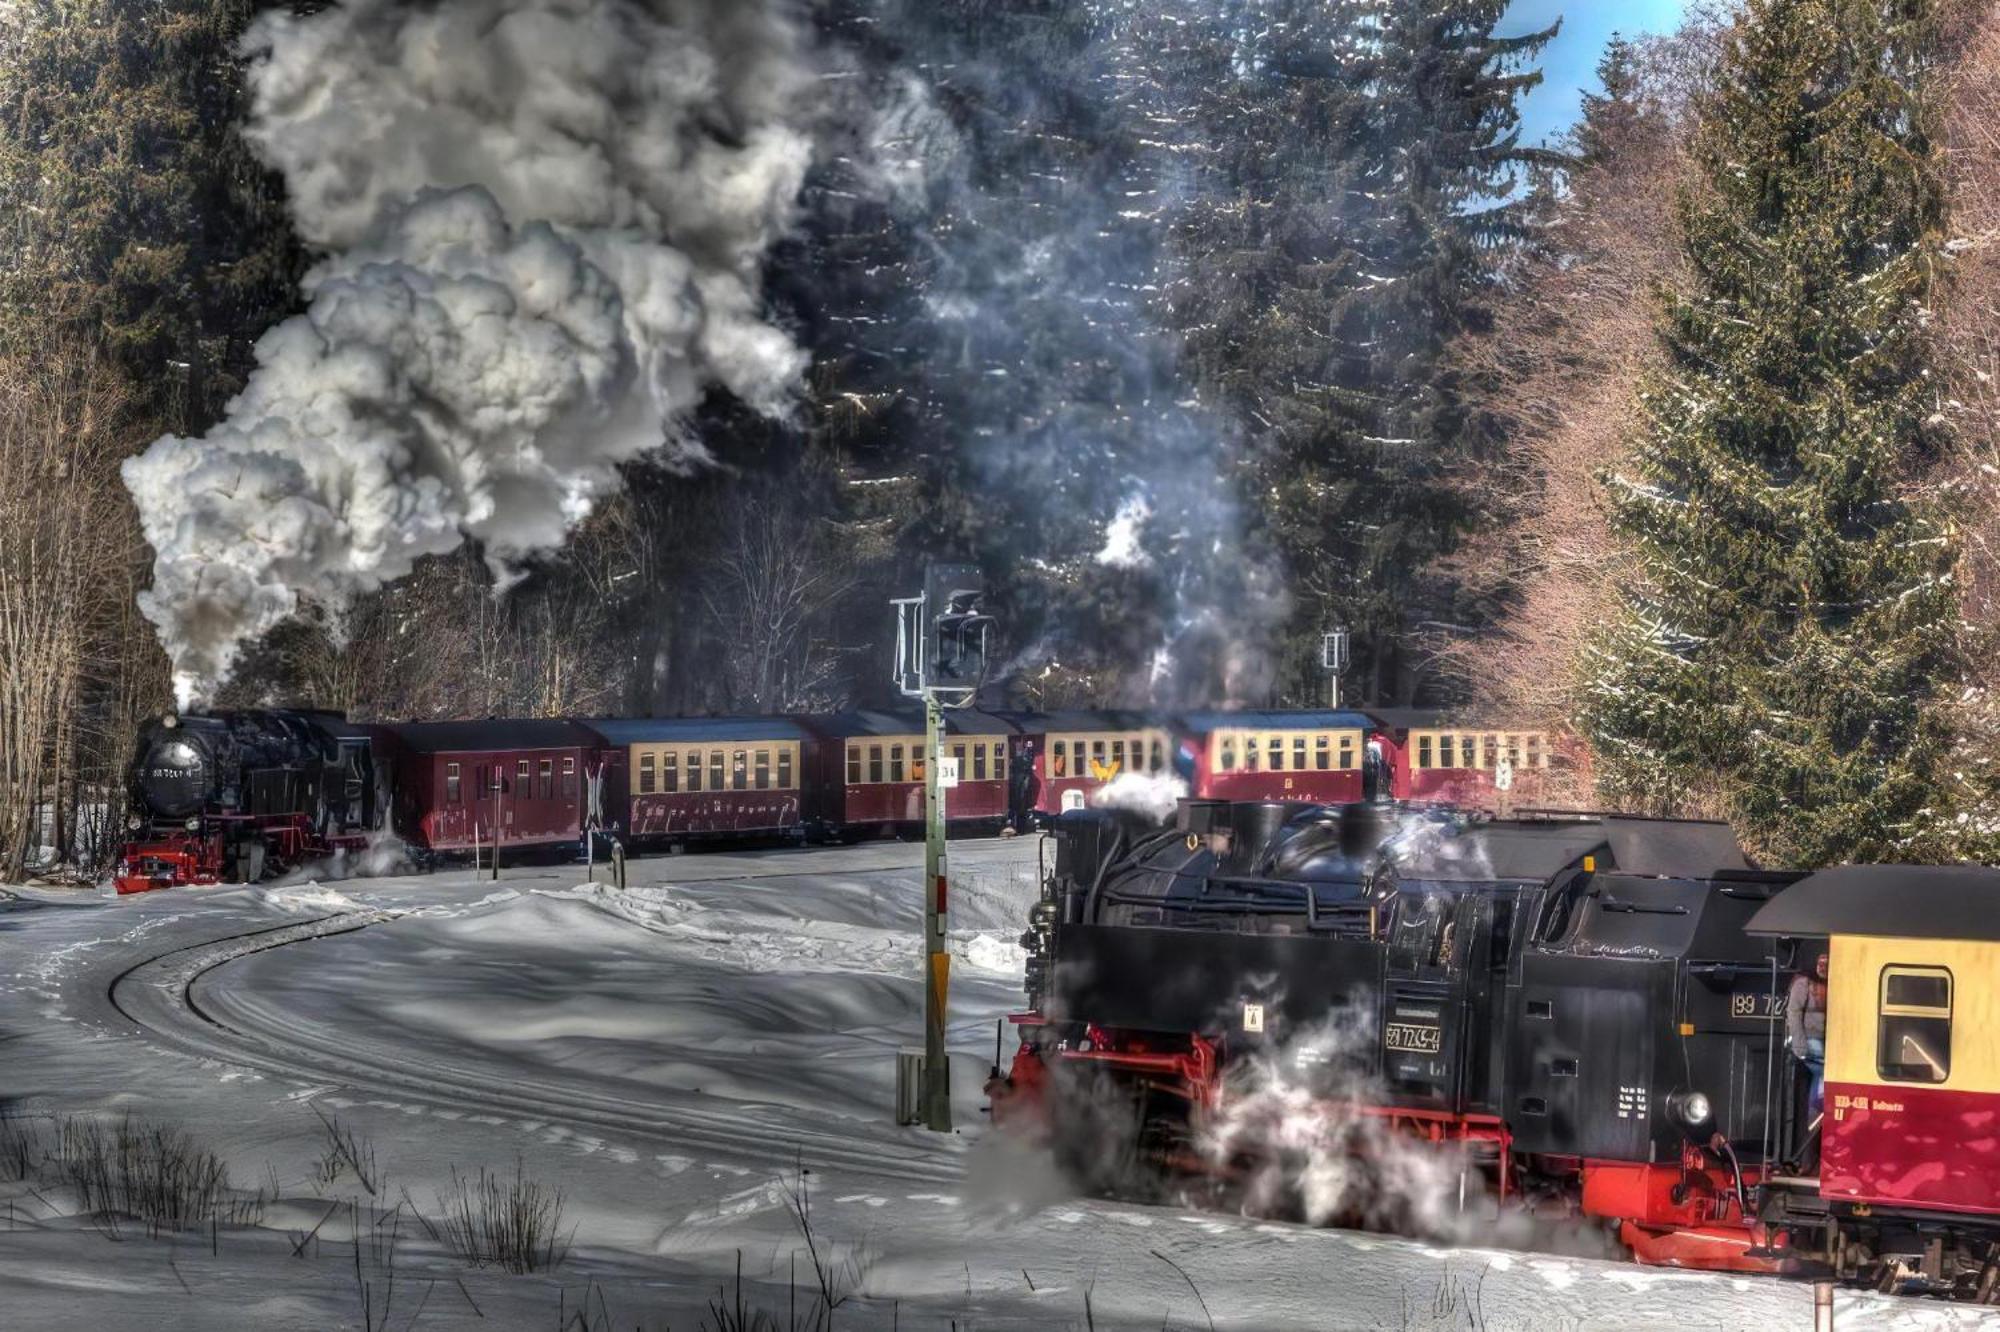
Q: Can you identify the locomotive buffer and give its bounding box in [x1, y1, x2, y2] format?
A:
[891, 564, 993, 1132]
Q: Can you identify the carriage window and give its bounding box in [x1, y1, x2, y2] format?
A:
[446, 762, 462, 803]
[1482, 735, 1498, 769]
[1457, 736, 1473, 768]
[1150, 739, 1165, 772]
[994, 742, 1007, 781]
[1879, 966, 1952, 1084]
[1293, 736, 1307, 770]
[973, 744, 989, 781]
[1417, 736, 1433, 770]
[778, 750, 793, 789]
[1268, 736, 1284, 771]
[563, 756, 577, 798]
[1506, 736, 1523, 770]
[1314, 734, 1330, 771]
[1090, 740, 1107, 773]
[1052, 740, 1068, 778]
[754, 751, 771, 790]
[889, 744, 906, 783]
[730, 750, 747, 791]
[1341, 735, 1356, 770]
[953, 744, 968, 779]
[639, 753, 657, 795]
[709, 752, 726, 791]
[868, 745, 884, 784]
[517, 759, 530, 790]
[1527, 734, 1545, 768]
[1110, 740, 1126, 774]
[661, 752, 678, 793]
[1220, 739, 1237, 772]
[687, 752, 703, 792]
[1436, 734, 1454, 769]
[846, 745, 861, 785]
[1245, 738, 1261, 772]
[539, 759, 553, 799]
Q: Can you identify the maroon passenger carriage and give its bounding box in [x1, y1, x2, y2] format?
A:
[995, 711, 1171, 825]
[800, 710, 1016, 837]
[1178, 709, 1382, 805]
[1366, 708, 1558, 808]
[387, 719, 603, 856]
[584, 716, 808, 847]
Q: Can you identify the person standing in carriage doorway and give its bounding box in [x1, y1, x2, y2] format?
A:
[1786, 949, 1830, 1166]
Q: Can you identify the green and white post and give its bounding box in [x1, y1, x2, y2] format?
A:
[922, 689, 951, 1132]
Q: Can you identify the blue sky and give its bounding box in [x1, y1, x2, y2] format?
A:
[1502, 0, 1691, 145]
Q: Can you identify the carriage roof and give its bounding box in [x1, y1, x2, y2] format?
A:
[1745, 864, 2000, 941]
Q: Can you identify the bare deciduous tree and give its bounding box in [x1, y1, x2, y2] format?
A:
[701, 489, 859, 715]
[0, 338, 158, 878]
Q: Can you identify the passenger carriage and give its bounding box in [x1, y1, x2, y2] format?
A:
[1750, 866, 2000, 1295]
[1177, 709, 1379, 805]
[995, 710, 1171, 824]
[1366, 708, 1556, 807]
[584, 716, 807, 847]
[385, 719, 602, 855]
[800, 710, 1016, 837]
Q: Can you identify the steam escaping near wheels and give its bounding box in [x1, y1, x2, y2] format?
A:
[122, 0, 819, 707]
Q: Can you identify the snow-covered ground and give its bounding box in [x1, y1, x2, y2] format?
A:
[1, 840, 1993, 1330]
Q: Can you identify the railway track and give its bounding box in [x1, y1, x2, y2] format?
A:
[104, 910, 967, 1188]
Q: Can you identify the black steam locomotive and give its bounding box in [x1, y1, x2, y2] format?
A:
[116, 710, 389, 893]
[995, 799, 1813, 1272]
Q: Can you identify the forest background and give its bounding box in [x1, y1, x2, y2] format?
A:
[2, 0, 1996, 875]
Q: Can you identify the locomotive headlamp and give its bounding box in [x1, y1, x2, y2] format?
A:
[162, 713, 178, 729]
[126, 814, 143, 832]
[1666, 1088, 1715, 1138]
[183, 817, 201, 832]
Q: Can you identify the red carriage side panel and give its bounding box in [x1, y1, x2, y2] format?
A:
[802, 710, 1019, 836]
[586, 718, 808, 844]
[385, 719, 602, 853]
[1179, 711, 1376, 807]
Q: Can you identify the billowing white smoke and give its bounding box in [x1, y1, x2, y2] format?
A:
[1090, 770, 1187, 823]
[1201, 1013, 1483, 1242]
[123, 0, 817, 706]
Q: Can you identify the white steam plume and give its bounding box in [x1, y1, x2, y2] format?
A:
[1090, 770, 1187, 823]
[123, 0, 817, 706]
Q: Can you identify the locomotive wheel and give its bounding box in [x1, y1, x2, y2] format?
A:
[1045, 1065, 1169, 1203]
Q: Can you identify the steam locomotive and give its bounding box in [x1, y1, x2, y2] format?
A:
[991, 798, 2000, 1295]
[116, 711, 389, 893]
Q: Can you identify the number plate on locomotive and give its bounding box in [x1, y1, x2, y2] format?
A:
[1385, 1022, 1443, 1054]
[1729, 990, 1786, 1019]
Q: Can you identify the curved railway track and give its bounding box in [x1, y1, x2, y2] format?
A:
[104, 910, 966, 1188]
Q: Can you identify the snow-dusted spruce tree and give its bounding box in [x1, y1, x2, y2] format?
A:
[1583, 0, 1973, 865]
[1168, 0, 1560, 704]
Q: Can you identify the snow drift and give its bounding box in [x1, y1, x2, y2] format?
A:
[122, 0, 817, 706]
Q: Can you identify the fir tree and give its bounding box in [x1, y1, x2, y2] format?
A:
[1582, 0, 1966, 865]
[0, 0, 302, 428]
[1167, 1, 1558, 704]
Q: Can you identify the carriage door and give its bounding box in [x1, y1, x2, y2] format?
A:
[1363, 738, 1389, 803]
[1382, 888, 1477, 1111]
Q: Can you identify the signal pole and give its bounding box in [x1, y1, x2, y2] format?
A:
[894, 564, 992, 1134]
[922, 690, 950, 1131]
